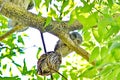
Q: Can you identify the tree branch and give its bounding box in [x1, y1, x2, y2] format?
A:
[0, 1, 94, 64]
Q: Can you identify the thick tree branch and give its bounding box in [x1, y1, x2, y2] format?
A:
[0, 1, 94, 64]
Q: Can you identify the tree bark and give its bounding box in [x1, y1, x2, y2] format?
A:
[0, 0, 94, 64]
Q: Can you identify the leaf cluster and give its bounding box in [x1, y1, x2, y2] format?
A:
[1, 0, 120, 80]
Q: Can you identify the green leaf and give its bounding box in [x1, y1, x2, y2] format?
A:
[80, 0, 94, 12]
[109, 42, 120, 52]
[36, 47, 42, 59]
[83, 30, 91, 41]
[92, 28, 101, 42]
[17, 35, 24, 45]
[66, 61, 71, 66]
[62, 70, 68, 79]
[60, 0, 69, 13]
[35, 0, 41, 9]
[44, 17, 52, 27]
[12, 60, 21, 68]
[3, 64, 7, 70]
[100, 55, 115, 66]
[111, 48, 120, 61]
[49, 8, 59, 20]
[105, 25, 119, 40]
[89, 47, 99, 63]
[79, 67, 97, 78]
[10, 50, 16, 56]
[98, 14, 113, 41]
[100, 46, 108, 59]
[57, 0, 61, 2]
[0, 76, 20, 80]
[27, 66, 36, 76]
[107, 0, 113, 8]
[18, 48, 24, 54]
[44, 0, 51, 11]
[100, 65, 120, 80]
[116, 72, 120, 80]
[53, 73, 60, 80]
[82, 41, 95, 50]
[99, 64, 113, 76]
[77, 12, 98, 29]
[0, 70, 2, 75]
[69, 8, 77, 25]
[112, 35, 120, 42]
[37, 75, 43, 80]
[105, 67, 120, 80]
[85, 12, 98, 28]
[70, 71, 77, 80]
[22, 59, 28, 75]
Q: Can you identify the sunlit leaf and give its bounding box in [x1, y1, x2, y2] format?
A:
[98, 14, 113, 40]
[77, 12, 98, 29]
[69, 9, 76, 25]
[99, 64, 113, 77]
[92, 28, 101, 42]
[53, 73, 60, 80]
[62, 70, 68, 79]
[44, 17, 52, 27]
[100, 46, 108, 59]
[83, 30, 91, 41]
[107, 0, 113, 8]
[12, 60, 22, 73]
[60, 65, 66, 68]
[105, 67, 120, 80]
[0, 70, 2, 75]
[0, 0, 120, 80]
[100, 64, 120, 80]
[0, 76, 20, 80]
[22, 59, 28, 75]
[27, 66, 36, 76]
[105, 25, 119, 40]
[70, 71, 77, 80]
[9, 67, 12, 76]
[79, 67, 97, 78]
[3, 64, 7, 70]
[35, 0, 41, 9]
[109, 42, 120, 52]
[44, 0, 51, 11]
[37, 75, 43, 80]
[17, 35, 24, 45]
[111, 48, 120, 61]
[66, 62, 71, 66]
[111, 35, 120, 42]
[36, 47, 42, 59]
[89, 47, 99, 63]
[18, 48, 24, 54]
[60, 0, 69, 13]
[10, 50, 16, 56]
[116, 72, 120, 80]
[80, 0, 94, 12]
[100, 55, 115, 66]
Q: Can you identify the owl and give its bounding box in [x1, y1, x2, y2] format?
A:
[54, 32, 82, 57]
[37, 51, 62, 76]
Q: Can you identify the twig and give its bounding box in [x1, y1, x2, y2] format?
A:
[49, 67, 67, 80]
[50, 74, 53, 80]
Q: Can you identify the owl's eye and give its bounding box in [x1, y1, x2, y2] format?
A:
[70, 32, 79, 40]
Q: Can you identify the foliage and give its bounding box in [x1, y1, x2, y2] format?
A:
[1, 0, 120, 80]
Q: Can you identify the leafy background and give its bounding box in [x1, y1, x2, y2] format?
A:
[1, 0, 120, 80]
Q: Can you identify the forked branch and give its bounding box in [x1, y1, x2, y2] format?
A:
[0, 0, 94, 64]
